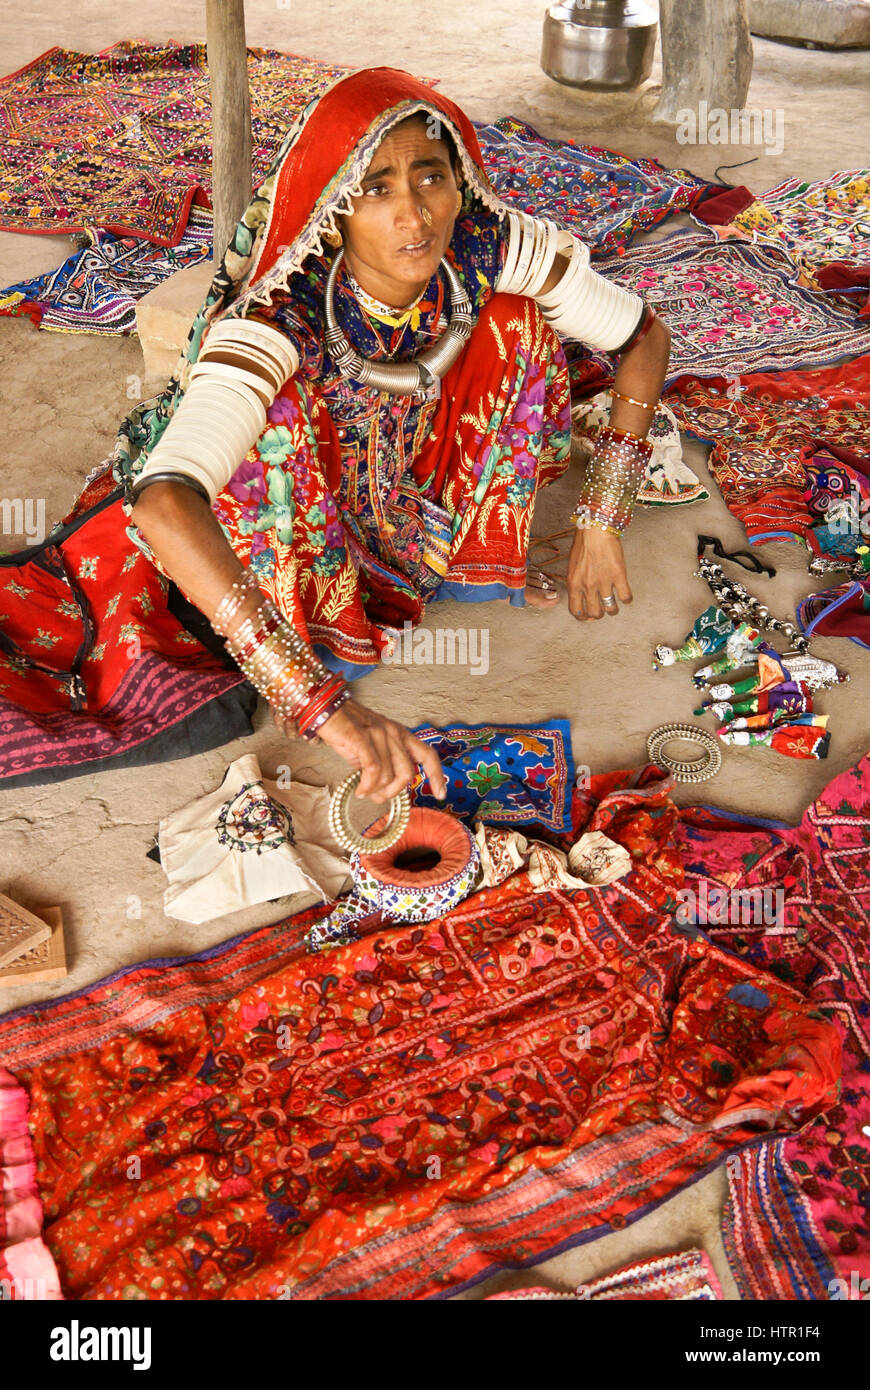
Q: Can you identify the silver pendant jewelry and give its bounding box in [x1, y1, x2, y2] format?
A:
[694, 555, 811, 657]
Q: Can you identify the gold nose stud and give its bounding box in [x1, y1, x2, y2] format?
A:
[420, 206, 433, 226]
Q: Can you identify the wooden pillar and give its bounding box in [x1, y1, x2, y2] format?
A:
[206, 0, 252, 264]
[655, 0, 754, 123]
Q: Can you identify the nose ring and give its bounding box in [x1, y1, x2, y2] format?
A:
[420, 206, 433, 226]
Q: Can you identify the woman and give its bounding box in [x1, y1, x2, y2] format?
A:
[122, 67, 670, 805]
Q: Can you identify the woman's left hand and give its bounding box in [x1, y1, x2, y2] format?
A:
[567, 527, 633, 619]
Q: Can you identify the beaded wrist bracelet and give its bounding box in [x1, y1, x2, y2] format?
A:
[571, 425, 653, 538]
[213, 570, 348, 731]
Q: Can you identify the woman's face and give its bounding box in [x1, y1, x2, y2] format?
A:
[337, 115, 461, 307]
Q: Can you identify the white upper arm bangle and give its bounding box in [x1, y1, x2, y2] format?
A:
[132, 317, 299, 505]
[496, 211, 645, 354]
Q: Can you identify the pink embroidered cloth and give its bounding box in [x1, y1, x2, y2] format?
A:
[0, 1069, 62, 1299]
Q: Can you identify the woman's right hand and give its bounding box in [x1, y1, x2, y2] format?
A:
[283, 698, 447, 802]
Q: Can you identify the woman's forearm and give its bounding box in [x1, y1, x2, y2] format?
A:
[571, 316, 671, 538]
[608, 315, 672, 438]
[130, 482, 263, 637]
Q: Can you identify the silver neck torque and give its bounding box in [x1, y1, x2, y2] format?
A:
[323, 249, 473, 396]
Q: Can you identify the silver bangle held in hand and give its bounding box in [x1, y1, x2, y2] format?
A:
[647, 723, 722, 783]
[328, 770, 412, 853]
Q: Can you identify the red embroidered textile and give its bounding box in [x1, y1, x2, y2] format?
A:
[0, 44, 356, 245]
[675, 753, 870, 1299]
[666, 354, 870, 549]
[0, 769, 839, 1300]
[0, 489, 250, 784]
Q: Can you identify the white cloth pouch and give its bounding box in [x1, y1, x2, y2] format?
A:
[158, 752, 352, 923]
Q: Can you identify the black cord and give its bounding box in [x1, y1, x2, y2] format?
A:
[713, 156, 760, 185]
[697, 534, 776, 577]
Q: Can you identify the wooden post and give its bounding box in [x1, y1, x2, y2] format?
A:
[655, 0, 754, 123]
[206, 0, 252, 264]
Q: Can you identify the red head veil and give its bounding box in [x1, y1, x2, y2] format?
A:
[114, 68, 504, 490]
[229, 66, 504, 317]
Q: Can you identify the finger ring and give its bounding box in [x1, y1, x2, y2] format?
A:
[602, 596, 617, 609]
[329, 771, 411, 853]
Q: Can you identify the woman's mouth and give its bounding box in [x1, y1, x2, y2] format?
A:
[398, 238, 434, 256]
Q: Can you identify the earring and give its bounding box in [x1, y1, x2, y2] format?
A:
[455, 189, 463, 216]
[322, 226, 342, 249]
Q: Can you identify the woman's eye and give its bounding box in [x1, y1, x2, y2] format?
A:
[364, 184, 388, 197]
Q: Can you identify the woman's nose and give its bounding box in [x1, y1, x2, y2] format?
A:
[394, 184, 428, 231]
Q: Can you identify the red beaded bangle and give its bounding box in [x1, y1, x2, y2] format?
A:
[296, 675, 347, 734]
[298, 688, 351, 740]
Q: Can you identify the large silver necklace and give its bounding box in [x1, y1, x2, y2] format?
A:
[324, 249, 473, 396]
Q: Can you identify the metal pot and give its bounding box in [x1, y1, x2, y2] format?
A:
[541, 0, 658, 90]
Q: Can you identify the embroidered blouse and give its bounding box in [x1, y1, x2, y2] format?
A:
[245, 206, 505, 597]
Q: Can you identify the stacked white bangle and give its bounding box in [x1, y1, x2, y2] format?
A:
[132, 317, 299, 506]
[496, 212, 645, 355]
[535, 234, 644, 353]
[497, 211, 562, 299]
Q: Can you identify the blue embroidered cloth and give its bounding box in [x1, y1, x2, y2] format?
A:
[409, 719, 576, 834]
[477, 116, 708, 255]
[0, 207, 212, 335]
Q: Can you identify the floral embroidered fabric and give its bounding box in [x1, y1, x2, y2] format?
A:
[0, 42, 354, 244]
[694, 169, 870, 294]
[587, 232, 870, 383]
[409, 720, 576, 833]
[476, 116, 709, 254]
[666, 353, 870, 556]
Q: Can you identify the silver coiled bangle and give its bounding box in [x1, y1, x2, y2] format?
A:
[647, 723, 722, 783]
[328, 771, 412, 853]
